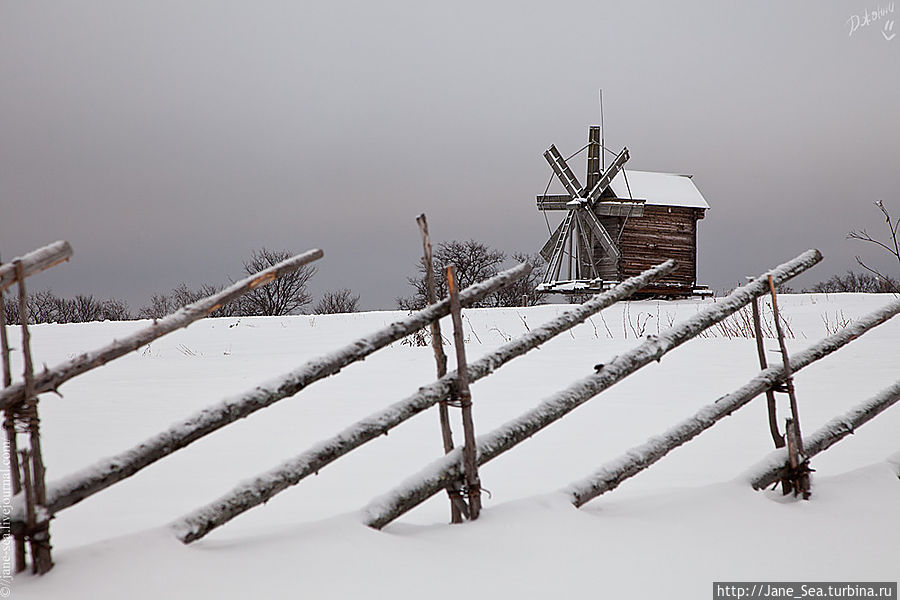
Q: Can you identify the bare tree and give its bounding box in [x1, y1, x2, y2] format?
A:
[848, 200, 900, 292]
[99, 298, 131, 321]
[807, 270, 899, 293]
[398, 239, 507, 310]
[490, 252, 547, 307]
[314, 288, 360, 314]
[139, 283, 241, 320]
[3, 290, 132, 324]
[236, 248, 317, 316]
[137, 294, 174, 320]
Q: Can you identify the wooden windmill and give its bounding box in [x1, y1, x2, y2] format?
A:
[536, 126, 645, 292]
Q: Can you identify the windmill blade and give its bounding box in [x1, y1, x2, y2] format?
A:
[573, 211, 599, 280]
[540, 218, 566, 262]
[536, 195, 572, 211]
[543, 210, 576, 284]
[586, 126, 602, 191]
[543, 145, 584, 198]
[580, 206, 620, 259]
[585, 146, 630, 205]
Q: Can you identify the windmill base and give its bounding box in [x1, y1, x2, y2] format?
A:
[537, 280, 714, 300]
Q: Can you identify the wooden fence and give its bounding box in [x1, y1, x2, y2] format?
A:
[3, 242, 899, 576]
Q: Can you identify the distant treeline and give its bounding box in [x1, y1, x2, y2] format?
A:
[3, 266, 896, 326]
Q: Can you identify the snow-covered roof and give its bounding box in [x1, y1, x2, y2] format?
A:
[609, 169, 709, 209]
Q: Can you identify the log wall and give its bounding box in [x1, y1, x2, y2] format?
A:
[618, 206, 705, 295]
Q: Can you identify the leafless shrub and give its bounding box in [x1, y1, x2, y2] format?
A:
[806, 270, 898, 294]
[822, 310, 852, 335]
[138, 283, 238, 319]
[314, 288, 360, 314]
[3, 289, 132, 324]
[236, 247, 316, 316]
[709, 302, 793, 340]
[622, 302, 653, 338]
[847, 200, 900, 292]
[398, 240, 544, 310]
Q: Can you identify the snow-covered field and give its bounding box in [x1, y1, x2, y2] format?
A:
[8, 294, 900, 599]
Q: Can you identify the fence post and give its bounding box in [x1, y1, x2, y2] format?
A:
[15, 261, 53, 573]
[446, 265, 481, 520]
[416, 214, 465, 523]
[767, 276, 809, 498]
[750, 295, 784, 449]
[0, 257, 26, 572]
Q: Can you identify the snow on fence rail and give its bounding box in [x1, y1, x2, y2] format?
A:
[360, 249, 823, 529]
[171, 260, 676, 543]
[562, 295, 900, 507]
[0, 241, 72, 293]
[8, 242, 896, 567]
[746, 376, 900, 490]
[6, 260, 531, 534]
[0, 248, 325, 412]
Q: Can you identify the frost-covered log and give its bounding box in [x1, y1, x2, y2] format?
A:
[746, 376, 900, 491]
[563, 295, 900, 506]
[171, 260, 675, 543]
[362, 250, 823, 529]
[7, 261, 530, 531]
[0, 249, 325, 412]
[0, 241, 73, 293]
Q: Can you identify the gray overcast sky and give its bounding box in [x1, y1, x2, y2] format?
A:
[2, 1, 898, 310]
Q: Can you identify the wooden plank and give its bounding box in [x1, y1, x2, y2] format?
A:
[0, 241, 72, 292]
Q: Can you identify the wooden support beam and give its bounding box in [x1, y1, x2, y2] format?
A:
[0, 249, 325, 412]
[6, 262, 531, 534]
[361, 250, 823, 529]
[562, 294, 900, 507]
[416, 214, 464, 524]
[0, 241, 72, 293]
[747, 377, 900, 491]
[170, 260, 674, 544]
[447, 265, 481, 519]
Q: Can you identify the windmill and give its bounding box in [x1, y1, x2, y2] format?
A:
[536, 126, 645, 293]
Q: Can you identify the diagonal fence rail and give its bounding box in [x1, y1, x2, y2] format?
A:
[360, 249, 823, 529]
[172, 260, 676, 542]
[10, 243, 894, 563]
[7, 261, 531, 532]
[745, 376, 900, 491]
[562, 295, 900, 507]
